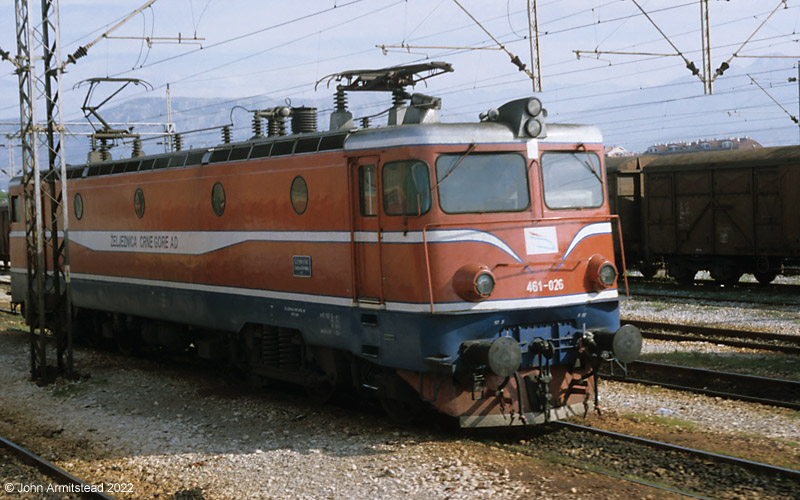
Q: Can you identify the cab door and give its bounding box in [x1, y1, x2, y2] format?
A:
[349, 155, 384, 303]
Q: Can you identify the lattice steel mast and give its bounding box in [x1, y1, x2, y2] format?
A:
[14, 0, 72, 383]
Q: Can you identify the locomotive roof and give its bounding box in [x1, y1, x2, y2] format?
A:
[640, 144, 800, 171]
[540, 123, 603, 145]
[8, 121, 603, 187]
[344, 122, 602, 150]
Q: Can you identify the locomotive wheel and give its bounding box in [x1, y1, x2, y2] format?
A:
[81, 313, 104, 348]
[115, 332, 141, 356]
[379, 395, 424, 424]
[305, 376, 337, 404]
[753, 268, 778, 285]
[84, 328, 103, 348]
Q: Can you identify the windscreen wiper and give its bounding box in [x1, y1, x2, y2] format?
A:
[576, 143, 602, 184]
[432, 142, 477, 189]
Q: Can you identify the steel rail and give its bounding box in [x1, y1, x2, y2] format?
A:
[554, 421, 800, 481]
[624, 320, 800, 343]
[629, 288, 800, 307]
[641, 332, 800, 355]
[622, 319, 800, 354]
[601, 360, 800, 410]
[0, 434, 117, 500]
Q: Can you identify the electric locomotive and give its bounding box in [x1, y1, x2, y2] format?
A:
[9, 62, 641, 427]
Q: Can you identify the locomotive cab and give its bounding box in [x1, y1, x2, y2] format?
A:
[338, 90, 640, 426]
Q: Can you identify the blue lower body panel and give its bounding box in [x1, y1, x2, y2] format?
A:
[14, 271, 620, 373]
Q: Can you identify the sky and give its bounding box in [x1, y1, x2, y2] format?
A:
[3, 0, 800, 160]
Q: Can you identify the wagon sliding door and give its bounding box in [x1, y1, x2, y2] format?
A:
[753, 168, 782, 254]
[349, 155, 384, 304]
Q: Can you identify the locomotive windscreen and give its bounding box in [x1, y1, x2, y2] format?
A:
[540, 151, 604, 209]
[435, 152, 529, 213]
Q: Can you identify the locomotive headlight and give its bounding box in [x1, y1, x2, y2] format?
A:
[599, 263, 617, 286]
[475, 272, 495, 297]
[526, 97, 543, 116]
[525, 118, 543, 138]
[586, 254, 617, 291]
[454, 264, 496, 301]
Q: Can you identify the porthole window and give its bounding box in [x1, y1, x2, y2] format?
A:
[290, 176, 308, 215]
[211, 182, 226, 216]
[74, 193, 84, 220]
[133, 188, 145, 218]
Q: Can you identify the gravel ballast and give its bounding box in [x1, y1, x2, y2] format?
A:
[1, 284, 798, 499]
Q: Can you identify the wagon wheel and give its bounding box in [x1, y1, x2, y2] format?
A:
[753, 257, 778, 285]
[710, 265, 742, 287]
[753, 268, 778, 285]
[638, 263, 659, 280]
[670, 266, 696, 286]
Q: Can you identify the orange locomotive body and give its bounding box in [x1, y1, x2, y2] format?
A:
[10, 64, 640, 426]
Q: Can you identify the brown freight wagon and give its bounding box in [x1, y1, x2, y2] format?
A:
[608, 146, 800, 285]
[605, 155, 658, 277]
[0, 204, 8, 269]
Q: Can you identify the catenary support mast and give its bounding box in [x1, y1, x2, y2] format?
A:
[14, 0, 72, 383]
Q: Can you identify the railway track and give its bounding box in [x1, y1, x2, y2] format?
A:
[625, 276, 800, 306]
[0, 434, 116, 500]
[627, 274, 800, 292]
[550, 421, 800, 498]
[623, 319, 800, 354]
[629, 288, 800, 307]
[490, 420, 800, 498]
[600, 360, 800, 410]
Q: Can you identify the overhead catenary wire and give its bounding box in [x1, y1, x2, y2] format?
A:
[629, 0, 705, 84]
[161, 0, 404, 89]
[64, 32, 800, 148]
[65, 0, 161, 66]
[450, 0, 532, 76]
[4, 1, 799, 156]
[712, 0, 790, 81]
[112, 0, 370, 75]
[38, 0, 402, 122]
[747, 73, 798, 123]
[30, 0, 728, 120]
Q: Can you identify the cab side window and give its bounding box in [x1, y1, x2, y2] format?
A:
[359, 164, 378, 216]
[382, 160, 431, 216]
[10, 196, 20, 223]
